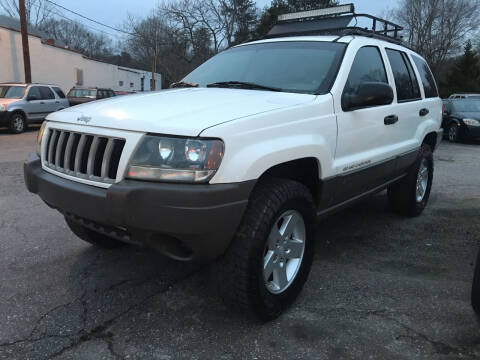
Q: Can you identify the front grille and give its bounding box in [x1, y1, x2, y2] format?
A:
[43, 128, 126, 184]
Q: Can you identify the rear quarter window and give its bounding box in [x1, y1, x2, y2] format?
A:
[412, 56, 439, 98]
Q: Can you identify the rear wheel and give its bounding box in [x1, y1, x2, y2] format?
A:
[215, 178, 316, 320]
[8, 113, 26, 134]
[65, 217, 125, 249]
[388, 144, 433, 217]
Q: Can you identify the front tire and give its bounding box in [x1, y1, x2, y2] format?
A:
[65, 217, 125, 249]
[8, 113, 26, 134]
[447, 123, 459, 142]
[216, 178, 316, 320]
[388, 144, 433, 217]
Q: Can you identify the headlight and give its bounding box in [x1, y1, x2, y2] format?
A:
[463, 118, 480, 127]
[126, 135, 224, 183]
[36, 121, 47, 156]
[0, 104, 5, 112]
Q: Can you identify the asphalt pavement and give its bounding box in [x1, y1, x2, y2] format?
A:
[0, 126, 479, 359]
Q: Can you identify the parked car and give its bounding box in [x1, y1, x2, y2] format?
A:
[115, 91, 136, 96]
[67, 87, 116, 106]
[442, 99, 480, 142]
[24, 6, 443, 320]
[449, 93, 480, 100]
[0, 82, 69, 133]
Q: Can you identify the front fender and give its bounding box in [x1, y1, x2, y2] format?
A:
[201, 95, 337, 184]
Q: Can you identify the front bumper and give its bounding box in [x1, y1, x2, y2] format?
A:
[0, 111, 9, 125]
[24, 153, 255, 261]
[464, 124, 480, 139]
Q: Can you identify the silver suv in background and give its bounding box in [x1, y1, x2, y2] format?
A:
[0, 83, 70, 133]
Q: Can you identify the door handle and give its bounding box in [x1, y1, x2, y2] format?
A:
[40, 101, 45, 104]
[384, 115, 399, 125]
[55, 101, 60, 104]
[419, 108, 429, 116]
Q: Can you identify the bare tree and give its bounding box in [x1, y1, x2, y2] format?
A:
[0, 0, 53, 27]
[162, 0, 257, 52]
[395, 0, 480, 72]
[162, 0, 225, 52]
[126, 11, 193, 86]
[39, 18, 112, 58]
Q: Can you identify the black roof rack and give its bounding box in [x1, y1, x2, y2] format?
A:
[266, 3, 403, 44]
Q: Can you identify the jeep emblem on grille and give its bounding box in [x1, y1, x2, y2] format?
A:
[77, 115, 91, 123]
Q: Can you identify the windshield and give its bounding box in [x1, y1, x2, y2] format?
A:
[182, 41, 346, 94]
[452, 99, 480, 112]
[0, 86, 25, 99]
[68, 89, 96, 97]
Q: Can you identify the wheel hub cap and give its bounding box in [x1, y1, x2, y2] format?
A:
[449, 126, 456, 141]
[13, 117, 24, 131]
[263, 210, 306, 294]
[415, 158, 429, 202]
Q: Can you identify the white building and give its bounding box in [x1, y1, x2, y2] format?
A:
[0, 16, 161, 94]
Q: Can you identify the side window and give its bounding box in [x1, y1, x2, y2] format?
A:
[39, 87, 55, 100]
[53, 87, 66, 99]
[27, 86, 42, 100]
[97, 90, 105, 99]
[412, 56, 438, 98]
[344, 46, 388, 96]
[386, 49, 421, 102]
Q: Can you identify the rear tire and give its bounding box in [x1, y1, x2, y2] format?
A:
[65, 217, 125, 249]
[8, 113, 26, 134]
[388, 144, 433, 217]
[215, 178, 316, 321]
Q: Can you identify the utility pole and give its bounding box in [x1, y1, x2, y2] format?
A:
[19, 0, 32, 83]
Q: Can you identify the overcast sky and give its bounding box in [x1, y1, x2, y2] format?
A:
[51, 0, 400, 39]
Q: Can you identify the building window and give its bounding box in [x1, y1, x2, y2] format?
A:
[130, 82, 134, 88]
[119, 81, 124, 87]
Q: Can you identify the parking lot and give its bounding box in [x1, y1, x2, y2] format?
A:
[0, 127, 479, 359]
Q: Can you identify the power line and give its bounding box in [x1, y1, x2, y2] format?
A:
[44, 0, 133, 36]
[29, 2, 126, 39]
[50, 9, 125, 39]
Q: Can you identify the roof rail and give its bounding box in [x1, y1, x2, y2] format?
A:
[266, 3, 404, 44]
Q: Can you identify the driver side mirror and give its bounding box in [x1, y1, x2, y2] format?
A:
[342, 82, 394, 111]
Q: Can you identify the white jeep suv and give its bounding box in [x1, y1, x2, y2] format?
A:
[24, 10, 442, 319]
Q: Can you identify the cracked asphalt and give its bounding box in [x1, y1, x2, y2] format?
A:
[0, 126, 479, 359]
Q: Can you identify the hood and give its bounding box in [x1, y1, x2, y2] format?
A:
[455, 111, 480, 120]
[47, 88, 315, 136]
[1, 98, 21, 106]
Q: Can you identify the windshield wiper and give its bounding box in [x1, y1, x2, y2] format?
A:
[206, 81, 282, 92]
[170, 81, 199, 88]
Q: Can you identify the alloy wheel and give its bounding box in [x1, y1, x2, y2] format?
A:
[415, 158, 429, 202]
[263, 210, 306, 294]
[12, 116, 25, 133]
